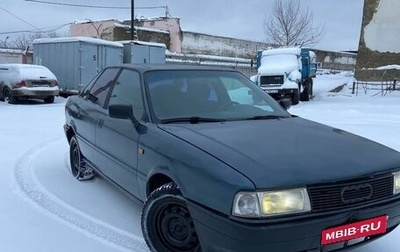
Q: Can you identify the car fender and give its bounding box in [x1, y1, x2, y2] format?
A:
[138, 125, 255, 215]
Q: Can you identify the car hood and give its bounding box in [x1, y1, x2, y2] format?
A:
[258, 64, 298, 76]
[159, 117, 400, 189]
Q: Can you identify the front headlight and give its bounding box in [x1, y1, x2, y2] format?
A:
[393, 171, 400, 194]
[233, 188, 311, 218]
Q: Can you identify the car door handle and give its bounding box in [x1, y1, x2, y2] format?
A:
[98, 118, 104, 128]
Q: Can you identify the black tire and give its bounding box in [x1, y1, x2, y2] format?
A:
[69, 136, 94, 180]
[141, 183, 201, 252]
[44, 96, 55, 104]
[302, 86, 310, 101]
[291, 90, 300, 105]
[301, 79, 313, 102]
[69, 136, 83, 179]
[4, 88, 18, 104]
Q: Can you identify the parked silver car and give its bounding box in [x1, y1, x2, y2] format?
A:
[0, 64, 59, 104]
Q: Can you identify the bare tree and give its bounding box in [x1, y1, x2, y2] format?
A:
[264, 0, 325, 47]
[10, 32, 59, 50]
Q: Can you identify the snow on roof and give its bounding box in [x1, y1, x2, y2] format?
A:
[375, 65, 400, 70]
[113, 22, 130, 29]
[135, 26, 170, 34]
[363, 65, 400, 71]
[135, 16, 180, 21]
[262, 47, 301, 56]
[73, 18, 120, 24]
[113, 23, 169, 34]
[0, 63, 57, 80]
[0, 48, 25, 54]
[119, 40, 166, 48]
[33, 37, 124, 48]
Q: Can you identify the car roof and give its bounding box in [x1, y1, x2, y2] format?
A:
[112, 63, 239, 74]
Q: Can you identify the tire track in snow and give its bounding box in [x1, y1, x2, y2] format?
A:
[13, 138, 149, 252]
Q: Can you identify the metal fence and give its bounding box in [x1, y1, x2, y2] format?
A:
[354, 69, 399, 96]
[165, 52, 257, 77]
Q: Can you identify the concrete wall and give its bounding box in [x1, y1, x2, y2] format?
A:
[134, 18, 182, 53]
[181, 31, 271, 59]
[314, 50, 357, 71]
[70, 20, 117, 39]
[355, 0, 400, 81]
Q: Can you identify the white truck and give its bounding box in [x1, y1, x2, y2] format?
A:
[251, 47, 317, 105]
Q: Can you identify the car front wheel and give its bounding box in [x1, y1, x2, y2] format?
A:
[141, 183, 201, 252]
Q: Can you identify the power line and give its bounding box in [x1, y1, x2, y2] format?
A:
[24, 0, 167, 10]
[0, 6, 42, 31]
[0, 22, 71, 35]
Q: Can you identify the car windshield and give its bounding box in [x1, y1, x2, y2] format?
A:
[145, 70, 291, 123]
[260, 54, 299, 69]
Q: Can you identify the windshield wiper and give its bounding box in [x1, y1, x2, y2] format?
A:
[160, 117, 226, 124]
[246, 115, 288, 120]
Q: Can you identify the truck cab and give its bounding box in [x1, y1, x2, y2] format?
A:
[252, 47, 317, 105]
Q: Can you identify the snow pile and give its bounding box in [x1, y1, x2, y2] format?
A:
[312, 72, 355, 97]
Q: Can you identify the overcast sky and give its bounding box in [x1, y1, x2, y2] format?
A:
[0, 0, 364, 52]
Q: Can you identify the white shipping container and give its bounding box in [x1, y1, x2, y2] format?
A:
[33, 37, 123, 95]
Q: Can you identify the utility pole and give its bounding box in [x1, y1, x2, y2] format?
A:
[131, 0, 135, 40]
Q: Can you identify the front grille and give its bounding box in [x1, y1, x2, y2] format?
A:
[308, 175, 394, 212]
[260, 75, 284, 87]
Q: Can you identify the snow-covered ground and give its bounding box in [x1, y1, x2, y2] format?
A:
[1, 72, 400, 251]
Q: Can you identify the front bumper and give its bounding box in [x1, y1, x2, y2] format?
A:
[187, 198, 400, 252]
[262, 87, 297, 99]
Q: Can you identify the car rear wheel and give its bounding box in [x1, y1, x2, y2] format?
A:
[4, 88, 18, 104]
[69, 136, 95, 181]
[141, 183, 201, 252]
[44, 96, 55, 104]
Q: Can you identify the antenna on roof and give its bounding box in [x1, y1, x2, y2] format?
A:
[165, 5, 170, 18]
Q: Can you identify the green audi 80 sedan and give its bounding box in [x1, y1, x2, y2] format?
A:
[64, 64, 400, 252]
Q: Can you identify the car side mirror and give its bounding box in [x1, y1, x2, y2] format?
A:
[279, 99, 292, 110]
[109, 104, 139, 128]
